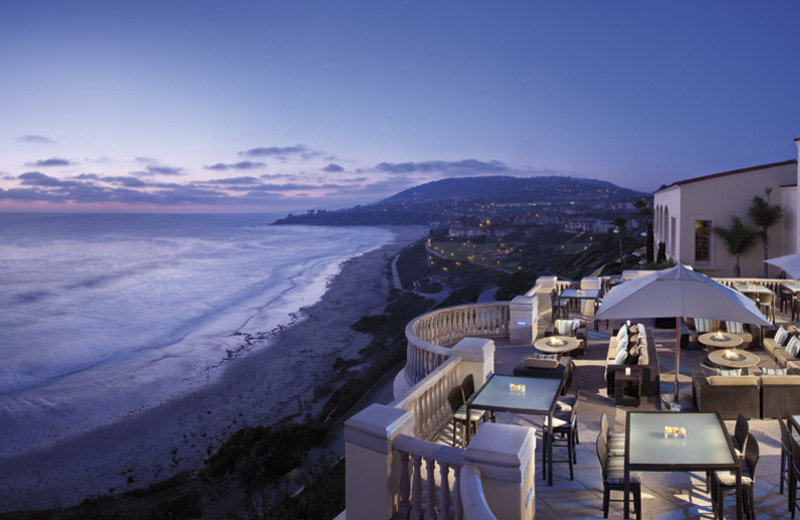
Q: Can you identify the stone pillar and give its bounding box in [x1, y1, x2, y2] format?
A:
[464, 423, 537, 520]
[344, 404, 415, 520]
[532, 276, 558, 316]
[580, 276, 602, 317]
[452, 337, 495, 386]
[509, 295, 538, 344]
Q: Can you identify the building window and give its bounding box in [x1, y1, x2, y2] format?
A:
[695, 220, 711, 263]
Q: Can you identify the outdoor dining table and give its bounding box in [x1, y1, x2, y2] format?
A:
[466, 374, 564, 485]
[558, 288, 600, 315]
[624, 411, 742, 519]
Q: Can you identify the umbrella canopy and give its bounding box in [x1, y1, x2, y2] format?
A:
[766, 253, 800, 279]
[595, 263, 771, 399]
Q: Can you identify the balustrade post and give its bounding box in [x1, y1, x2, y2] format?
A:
[451, 337, 495, 389]
[509, 295, 538, 344]
[463, 423, 537, 520]
[344, 404, 415, 520]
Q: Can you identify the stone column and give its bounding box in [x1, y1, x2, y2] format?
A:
[452, 336, 495, 385]
[580, 276, 602, 317]
[509, 295, 538, 344]
[344, 404, 415, 520]
[464, 422, 537, 520]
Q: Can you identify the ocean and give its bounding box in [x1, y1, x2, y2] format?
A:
[0, 213, 392, 455]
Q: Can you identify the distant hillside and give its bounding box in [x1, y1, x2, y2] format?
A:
[384, 175, 643, 205]
[272, 175, 649, 226]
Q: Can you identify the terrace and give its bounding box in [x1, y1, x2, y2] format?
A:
[341, 273, 800, 519]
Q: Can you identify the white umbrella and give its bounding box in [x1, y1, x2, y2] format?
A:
[766, 253, 800, 279]
[595, 263, 771, 399]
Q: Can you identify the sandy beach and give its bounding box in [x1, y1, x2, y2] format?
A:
[0, 226, 426, 512]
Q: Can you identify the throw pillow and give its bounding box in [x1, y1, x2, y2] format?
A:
[762, 367, 787, 376]
[637, 324, 646, 338]
[775, 325, 789, 346]
[715, 368, 742, 377]
[788, 336, 800, 358]
[532, 352, 558, 360]
[726, 321, 744, 334]
[694, 318, 712, 333]
[616, 334, 629, 357]
[613, 346, 628, 365]
[616, 324, 628, 342]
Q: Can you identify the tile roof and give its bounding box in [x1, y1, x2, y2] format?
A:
[655, 159, 797, 193]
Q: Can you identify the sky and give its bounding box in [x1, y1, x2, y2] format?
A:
[1, 1, 799, 213]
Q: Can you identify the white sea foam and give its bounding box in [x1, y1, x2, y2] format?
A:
[0, 213, 391, 454]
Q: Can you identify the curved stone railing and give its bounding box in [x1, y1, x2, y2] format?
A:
[403, 302, 510, 387]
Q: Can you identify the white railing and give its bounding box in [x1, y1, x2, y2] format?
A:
[394, 356, 462, 440]
[393, 434, 465, 520]
[404, 303, 509, 386]
[713, 277, 786, 295]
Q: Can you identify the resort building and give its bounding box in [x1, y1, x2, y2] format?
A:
[654, 138, 800, 278]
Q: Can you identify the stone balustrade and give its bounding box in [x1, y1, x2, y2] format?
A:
[402, 302, 510, 389]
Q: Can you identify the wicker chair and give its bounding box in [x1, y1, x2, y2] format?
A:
[711, 432, 759, 520]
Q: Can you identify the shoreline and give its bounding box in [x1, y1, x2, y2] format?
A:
[0, 225, 427, 512]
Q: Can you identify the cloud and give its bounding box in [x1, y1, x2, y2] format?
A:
[322, 163, 345, 173]
[200, 176, 262, 185]
[239, 145, 323, 161]
[26, 157, 73, 167]
[144, 165, 184, 176]
[16, 135, 55, 144]
[18, 171, 75, 187]
[375, 159, 510, 176]
[204, 161, 266, 171]
[76, 173, 148, 188]
[135, 157, 158, 164]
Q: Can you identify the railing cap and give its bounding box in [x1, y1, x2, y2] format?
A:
[344, 404, 414, 454]
[464, 423, 536, 482]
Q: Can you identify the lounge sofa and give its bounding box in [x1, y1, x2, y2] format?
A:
[763, 325, 800, 368]
[605, 323, 660, 396]
[692, 366, 800, 419]
[691, 368, 760, 419]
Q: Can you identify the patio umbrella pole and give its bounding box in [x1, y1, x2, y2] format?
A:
[674, 317, 680, 402]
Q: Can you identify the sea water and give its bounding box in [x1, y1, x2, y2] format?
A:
[0, 213, 392, 454]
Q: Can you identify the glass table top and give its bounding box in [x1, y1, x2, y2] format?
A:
[628, 412, 735, 467]
[469, 375, 562, 413]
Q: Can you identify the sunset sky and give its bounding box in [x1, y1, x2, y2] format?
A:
[1, 1, 799, 213]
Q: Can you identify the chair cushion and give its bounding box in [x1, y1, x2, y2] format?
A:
[715, 368, 742, 377]
[761, 367, 788, 376]
[606, 457, 641, 484]
[714, 462, 753, 487]
[556, 319, 580, 336]
[608, 433, 626, 456]
[726, 321, 744, 334]
[524, 358, 559, 370]
[707, 375, 758, 386]
[695, 317, 712, 333]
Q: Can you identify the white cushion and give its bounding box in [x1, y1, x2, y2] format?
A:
[614, 346, 628, 365]
[762, 367, 787, 376]
[616, 324, 628, 342]
[637, 323, 646, 338]
[788, 336, 800, 358]
[616, 334, 629, 356]
[715, 368, 742, 377]
[775, 326, 789, 346]
[556, 319, 580, 336]
[726, 321, 744, 334]
[695, 318, 712, 333]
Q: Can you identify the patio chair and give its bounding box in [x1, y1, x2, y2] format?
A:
[551, 289, 569, 320]
[600, 412, 625, 457]
[711, 432, 759, 520]
[759, 291, 775, 323]
[447, 386, 481, 448]
[544, 396, 579, 480]
[778, 417, 797, 502]
[731, 414, 749, 459]
[595, 432, 641, 519]
[459, 373, 486, 422]
[792, 435, 800, 519]
[558, 381, 583, 444]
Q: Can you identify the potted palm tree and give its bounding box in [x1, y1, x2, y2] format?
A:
[749, 188, 783, 277]
[713, 217, 760, 277]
